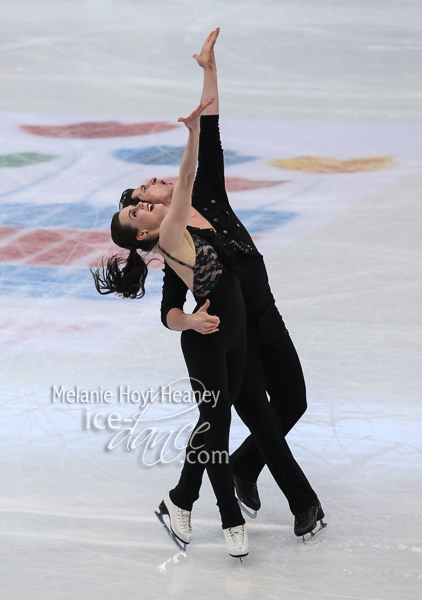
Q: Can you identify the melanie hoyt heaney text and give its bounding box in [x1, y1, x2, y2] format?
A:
[51, 385, 220, 408]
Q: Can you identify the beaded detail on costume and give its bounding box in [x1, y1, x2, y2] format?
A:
[215, 232, 256, 255]
[186, 226, 261, 261]
[158, 234, 223, 300]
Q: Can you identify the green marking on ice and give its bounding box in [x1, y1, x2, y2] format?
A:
[0, 152, 58, 168]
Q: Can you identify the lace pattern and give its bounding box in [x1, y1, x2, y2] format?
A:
[191, 234, 223, 300]
[158, 233, 223, 301]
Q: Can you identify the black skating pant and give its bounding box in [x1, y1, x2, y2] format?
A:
[170, 268, 247, 529]
[231, 325, 309, 484]
[171, 284, 318, 520]
[231, 328, 317, 514]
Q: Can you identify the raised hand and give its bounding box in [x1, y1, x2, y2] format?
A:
[193, 28, 220, 71]
[178, 98, 214, 131]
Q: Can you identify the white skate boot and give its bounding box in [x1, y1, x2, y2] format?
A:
[223, 524, 249, 562]
[155, 492, 192, 551]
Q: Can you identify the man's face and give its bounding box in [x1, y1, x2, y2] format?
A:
[131, 177, 174, 206]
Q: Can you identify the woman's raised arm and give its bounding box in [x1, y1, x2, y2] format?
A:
[158, 99, 214, 252]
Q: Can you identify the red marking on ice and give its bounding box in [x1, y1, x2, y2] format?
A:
[225, 177, 287, 192]
[153, 176, 287, 192]
[20, 121, 178, 139]
[0, 226, 164, 268]
[0, 226, 20, 241]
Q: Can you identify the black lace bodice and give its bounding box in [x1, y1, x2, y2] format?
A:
[190, 233, 223, 299]
[158, 233, 223, 301]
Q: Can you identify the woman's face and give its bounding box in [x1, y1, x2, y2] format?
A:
[118, 200, 166, 239]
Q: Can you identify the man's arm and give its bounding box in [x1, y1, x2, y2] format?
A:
[192, 29, 228, 204]
[194, 28, 220, 115]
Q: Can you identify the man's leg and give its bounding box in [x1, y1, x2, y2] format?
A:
[231, 329, 307, 483]
[232, 350, 317, 515]
[262, 330, 307, 436]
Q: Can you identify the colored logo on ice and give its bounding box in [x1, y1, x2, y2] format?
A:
[113, 146, 257, 166]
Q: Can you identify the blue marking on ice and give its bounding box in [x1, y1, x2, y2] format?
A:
[0, 202, 116, 230]
[0, 203, 294, 233]
[236, 209, 296, 233]
[113, 146, 185, 165]
[224, 150, 257, 166]
[0, 264, 164, 300]
[113, 146, 257, 166]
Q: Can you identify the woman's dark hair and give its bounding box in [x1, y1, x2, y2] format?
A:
[91, 211, 158, 299]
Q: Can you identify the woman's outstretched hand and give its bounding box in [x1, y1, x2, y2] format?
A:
[178, 98, 214, 131]
[193, 28, 220, 70]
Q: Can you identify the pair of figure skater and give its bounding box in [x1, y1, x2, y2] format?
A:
[93, 29, 325, 560]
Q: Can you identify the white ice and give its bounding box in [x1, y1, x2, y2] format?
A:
[0, 1, 421, 599]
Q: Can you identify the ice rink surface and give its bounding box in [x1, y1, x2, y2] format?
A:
[0, 1, 421, 598]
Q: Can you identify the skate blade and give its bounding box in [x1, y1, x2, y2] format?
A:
[154, 510, 187, 552]
[301, 519, 327, 544]
[237, 498, 257, 519]
[229, 552, 248, 563]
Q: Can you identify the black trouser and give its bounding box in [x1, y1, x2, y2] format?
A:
[170, 268, 247, 529]
[231, 329, 316, 514]
[231, 325, 308, 476]
[171, 298, 317, 519]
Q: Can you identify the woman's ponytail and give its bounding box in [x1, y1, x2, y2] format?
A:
[91, 211, 158, 299]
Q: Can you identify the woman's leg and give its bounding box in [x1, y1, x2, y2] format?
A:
[170, 329, 244, 528]
[170, 413, 208, 510]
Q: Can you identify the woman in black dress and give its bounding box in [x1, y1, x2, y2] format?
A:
[93, 96, 250, 559]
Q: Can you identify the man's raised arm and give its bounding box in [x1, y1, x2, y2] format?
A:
[194, 28, 220, 116]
